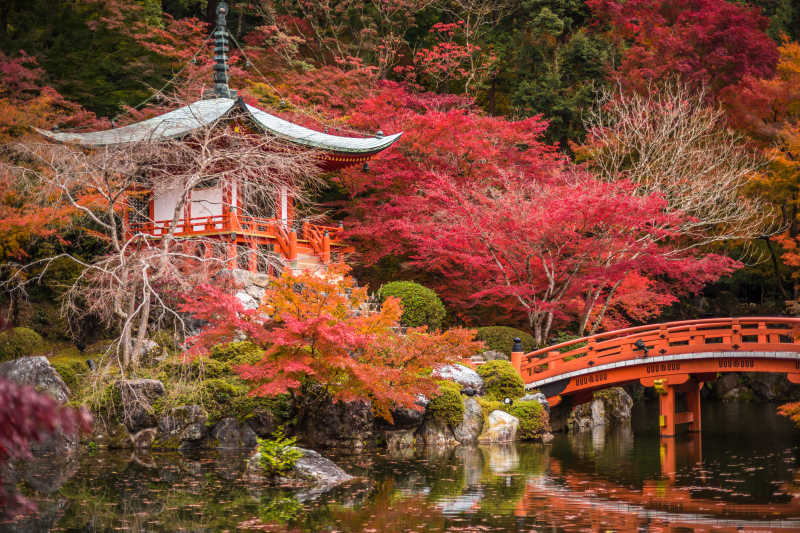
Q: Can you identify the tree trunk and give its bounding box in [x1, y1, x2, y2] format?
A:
[764, 236, 788, 300]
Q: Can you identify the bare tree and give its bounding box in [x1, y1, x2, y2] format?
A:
[582, 80, 776, 248]
[3, 103, 319, 368]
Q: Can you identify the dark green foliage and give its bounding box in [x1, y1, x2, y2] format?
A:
[257, 427, 303, 477]
[476, 327, 536, 356]
[377, 281, 446, 331]
[476, 360, 525, 401]
[0, 327, 44, 362]
[426, 380, 464, 426]
[477, 398, 546, 440]
[507, 400, 546, 439]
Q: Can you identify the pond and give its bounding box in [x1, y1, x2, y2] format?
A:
[3, 401, 800, 532]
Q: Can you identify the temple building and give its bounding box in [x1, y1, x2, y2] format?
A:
[36, 2, 400, 274]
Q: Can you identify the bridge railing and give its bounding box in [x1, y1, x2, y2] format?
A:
[518, 317, 800, 383]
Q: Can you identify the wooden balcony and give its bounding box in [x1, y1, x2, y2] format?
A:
[128, 213, 347, 264]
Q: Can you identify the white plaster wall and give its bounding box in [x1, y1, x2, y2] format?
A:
[153, 183, 182, 224]
[191, 186, 223, 218]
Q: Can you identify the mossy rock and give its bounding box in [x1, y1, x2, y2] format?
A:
[210, 341, 263, 366]
[426, 380, 464, 426]
[377, 281, 446, 331]
[50, 355, 90, 390]
[0, 327, 44, 362]
[476, 360, 525, 401]
[475, 327, 535, 356]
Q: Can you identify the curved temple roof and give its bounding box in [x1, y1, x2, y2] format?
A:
[36, 98, 402, 155]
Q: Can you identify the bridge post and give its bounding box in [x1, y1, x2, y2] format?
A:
[657, 381, 677, 438]
[685, 382, 702, 433]
[511, 337, 524, 375]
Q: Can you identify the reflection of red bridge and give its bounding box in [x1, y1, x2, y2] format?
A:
[515, 458, 800, 532]
[510, 318, 800, 437]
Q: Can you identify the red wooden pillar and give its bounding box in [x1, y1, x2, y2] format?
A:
[658, 383, 676, 438]
[510, 336, 524, 375]
[322, 230, 331, 264]
[288, 230, 298, 261]
[686, 382, 702, 433]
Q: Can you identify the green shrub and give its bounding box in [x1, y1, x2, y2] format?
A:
[257, 427, 303, 477]
[475, 327, 535, 356]
[426, 380, 464, 426]
[0, 327, 44, 362]
[508, 400, 546, 439]
[377, 281, 446, 331]
[477, 398, 546, 440]
[477, 360, 525, 401]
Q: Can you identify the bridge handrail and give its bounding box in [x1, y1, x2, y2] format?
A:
[519, 316, 800, 383]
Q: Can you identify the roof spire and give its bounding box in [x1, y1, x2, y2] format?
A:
[213, 2, 234, 98]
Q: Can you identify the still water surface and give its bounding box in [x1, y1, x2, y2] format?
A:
[4, 401, 800, 532]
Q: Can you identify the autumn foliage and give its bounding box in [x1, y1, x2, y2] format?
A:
[183, 265, 483, 422]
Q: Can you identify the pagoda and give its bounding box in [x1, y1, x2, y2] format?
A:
[36, 2, 400, 274]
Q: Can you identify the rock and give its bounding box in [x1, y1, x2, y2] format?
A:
[245, 284, 266, 301]
[131, 428, 157, 448]
[297, 394, 374, 451]
[156, 405, 208, 447]
[115, 379, 165, 433]
[520, 392, 550, 414]
[541, 432, 554, 443]
[134, 339, 159, 358]
[235, 290, 258, 310]
[0, 356, 70, 403]
[714, 373, 741, 398]
[246, 408, 281, 438]
[244, 447, 353, 489]
[292, 448, 353, 486]
[567, 387, 632, 432]
[416, 418, 458, 447]
[452, 397, 483, 444]
[722, 386, 755, 402]
[385, 406, 425, 430]
[478, 410, 519, 443]
[481, 350, 509, 362]
[433, 364, 484, 395]
[211, 417, 258, 449]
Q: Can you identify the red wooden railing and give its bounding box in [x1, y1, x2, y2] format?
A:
[518, 317, 800, 384]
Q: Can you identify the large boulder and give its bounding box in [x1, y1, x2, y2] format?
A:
[115, 379, 165, 433]
[244, 447, 353, 489]
[384, 429, 416, 458]
[433, 364, 484, 396]
[481, 350, 509, 362]
[0, 356, 70, 403]
[210, 417, 258, 449]
[415, 418, 459, 447]
[156, 405, 209, 448]
[567, 387, 633, 433]
[0, 356, 79, 457]
[452, 397, 483, 444]
[478, 410, 519, 443]
[297, 394, 374, 451]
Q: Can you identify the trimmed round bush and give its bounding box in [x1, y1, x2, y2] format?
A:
[0, 327, 44, 362]
[476, 360, 525, 401]
[426, 380, 464, 426]
[476, 326, 535, 356]
[377, 281, 446, 331]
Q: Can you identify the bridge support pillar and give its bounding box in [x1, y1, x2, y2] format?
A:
[685, 382, 702, 433]
[658, 383, 677, 438]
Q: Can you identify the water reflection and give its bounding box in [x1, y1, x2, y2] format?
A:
[2, 403, 800, 532]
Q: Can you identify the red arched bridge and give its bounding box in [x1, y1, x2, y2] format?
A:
[509, 317, 800, 437]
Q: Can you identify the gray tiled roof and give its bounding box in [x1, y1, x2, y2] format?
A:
[36, 98, 401, 154]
